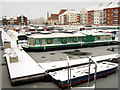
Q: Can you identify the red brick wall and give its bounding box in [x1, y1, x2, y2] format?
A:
[88, 10, 94, 25]
[104, 7, 119, 25]
[77, 14, 80, 23]
[118, 7, 120, 25]
[64, 15, 67, 24]
[17, 17, 19, 25]
[25, 17, 27, 25]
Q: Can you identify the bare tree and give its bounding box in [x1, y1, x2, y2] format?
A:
[30, 17, 45, 25]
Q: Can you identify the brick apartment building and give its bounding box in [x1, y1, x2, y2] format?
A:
[59, 9, 80, 25]
[103, 2, 120, 25]
[80, 8, 88, 25]
[47, 9, 67, 25]
[2, 15, 29, 26]
[47, 13, 59, 25]
[47, 1, 119, 26]
[81, 1, 119, 26]
[47, 9, 80, 25]
[87, 10, 94, 25]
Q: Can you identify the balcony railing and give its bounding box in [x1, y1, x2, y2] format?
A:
[113, 10, 118, 13]
[113, 15, 118, 17]
[113, 23, 118, 24]
[113, 19, 118, 21]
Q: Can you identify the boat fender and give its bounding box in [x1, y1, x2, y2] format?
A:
[44, 46, 46, 50]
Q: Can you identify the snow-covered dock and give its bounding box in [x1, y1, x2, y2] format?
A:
[39, 54, 119, 72]
[2, 29, 46, 85]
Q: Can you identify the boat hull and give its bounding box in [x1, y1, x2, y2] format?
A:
[50, 67, 118, 88]
[23, 41, 116, 51]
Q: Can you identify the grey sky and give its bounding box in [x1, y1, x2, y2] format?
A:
[1, 0, 119, 20]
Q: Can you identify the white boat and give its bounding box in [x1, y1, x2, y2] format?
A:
[49, 61, 118, 88]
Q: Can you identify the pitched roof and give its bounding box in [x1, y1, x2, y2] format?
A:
[47, 14, 59, 20]
[86, 1, 119, 11]
[105, 2, 119, 9]
[58, 9, 67, 15]
[59, 11, 67, 16]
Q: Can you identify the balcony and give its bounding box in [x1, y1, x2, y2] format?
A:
[113, 22, 118, 25]
[99, 15, 103, 17]
[113, 14, 118, 17]
[113, 10, 118, 13]
[113, 19, 118, 21]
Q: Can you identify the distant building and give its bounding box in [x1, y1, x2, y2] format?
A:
[47, 9, 67, 25]
[2, 15, 29, 26]
[103, 2, 120, 26]
[85, 1, 120, 26]
[59, 9, 80, 25]
[104, 2, 120, 25]
[30, 17, 45, 25]
[80, 8, 88, 25]
[47, 14, 59, 25]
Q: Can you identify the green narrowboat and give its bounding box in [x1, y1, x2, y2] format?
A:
[20, 31, 116, 50]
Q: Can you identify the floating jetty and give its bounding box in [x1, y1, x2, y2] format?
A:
[39, 54, 119, 72]
[2, 29, 46, 85]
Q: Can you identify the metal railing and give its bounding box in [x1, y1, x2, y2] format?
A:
[88, 56, 97, 89]
[67, 56, 97, 89]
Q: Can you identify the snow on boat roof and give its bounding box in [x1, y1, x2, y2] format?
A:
[28, 31, 111, 38]
[28, 32, 86, 38]
[37, 27, 43, 29]
[29, 27, 35, 29]
[96, 26, 119, 28]
[49, 62, 118, 81]
[81, 31, 111, 36]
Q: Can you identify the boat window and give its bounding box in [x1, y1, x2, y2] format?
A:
[85, 71, 88, 74]
[18, 35, 28, 40]
[73, 75, 75, 77]
[52, 65, 56, 67]
[108, 64, 115, 66]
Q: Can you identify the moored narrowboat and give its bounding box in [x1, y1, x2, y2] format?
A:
[19, 31, 116, 50]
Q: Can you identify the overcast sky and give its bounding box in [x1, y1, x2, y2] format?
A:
[0, 0, 119, 20]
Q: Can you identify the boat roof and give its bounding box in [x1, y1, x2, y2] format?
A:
[49, 62, 118, 81]
[80, 31, 111, 36]
[28, 32, 86, 38]
[28, 31, 111, 38]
